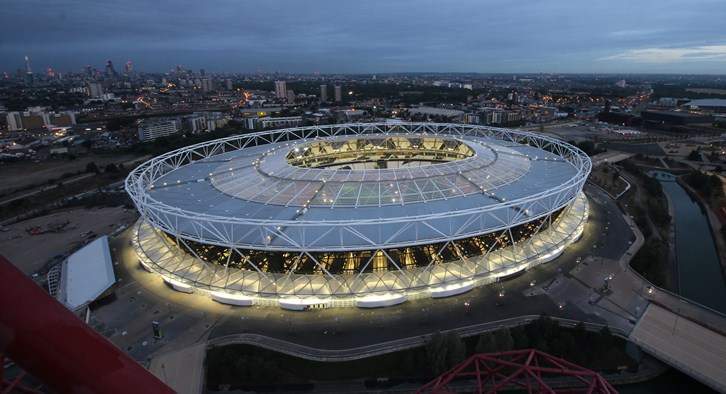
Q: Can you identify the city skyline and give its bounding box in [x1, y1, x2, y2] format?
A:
[2, 0, 726, 74]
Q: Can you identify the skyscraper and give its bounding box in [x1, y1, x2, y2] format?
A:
[274, 80, 287, 100]
[334, 85, 342, 102]
[320, 84, 328, 102]
[24, 55, 32, 74]
[105, 60, 117, 78]
[124, 61, 133, 74]
[23, 56, 33, 85]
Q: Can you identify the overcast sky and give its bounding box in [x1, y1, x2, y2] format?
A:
[2, 0, 726, 74]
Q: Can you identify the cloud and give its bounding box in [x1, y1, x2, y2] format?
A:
[603, 45, 726, 63]
[608, 29, 663, 38]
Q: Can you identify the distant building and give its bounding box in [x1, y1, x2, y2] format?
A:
[200, 78, 213, 93]
[464, 113, 480, 124]
[340, 109, 365, 121]
[479, 108, 522, 126]
[320, 84, 328, 102]
[225, 79, 233, 90]
[286, 89, 296, 103]
[183, 112, 228, 134]
[105, 60, 116, 78]
[6, 112, 22, 131]
[124, 60, 133, 74]
[683, 99, 726, 113]
[86, 82, 104, 98]
[138, 119, 179, 141]
[23, 55, 33, 85]
[6, 109, 76, 131]
[184, 115, 207, 134]
[334, 85, 342, 102]
[641, 110, 713, 126]
[274, 80, 287, 99]
[408, 106, 465, 121]
[245, 116, 303, 130]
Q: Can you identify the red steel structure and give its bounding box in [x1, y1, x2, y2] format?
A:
[0, 255, 173, 394]
[418, 348, 617, 394]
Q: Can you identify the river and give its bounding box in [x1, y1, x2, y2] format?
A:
[651, 171, 726, 314]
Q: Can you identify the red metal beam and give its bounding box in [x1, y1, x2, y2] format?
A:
[0, 255, 173, 394]
[418, 349, 617, 394]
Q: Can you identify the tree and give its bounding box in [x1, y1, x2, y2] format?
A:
[475, 331, 498, 354]
[426, 332, 449, 375]
[511, 326, 530, 350]
[446, 333, 466, 367]
[576, 140, 596, 156]
[85, 161, 99, 174]
[492, 328, 515, 352]
[105, 163, 119, 173]
[687, 149, 701, 161]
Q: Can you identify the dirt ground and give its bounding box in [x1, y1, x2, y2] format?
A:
[0, 153, 146, 196]
[659, 141, 701, 157]
[0, 206, 139, 274]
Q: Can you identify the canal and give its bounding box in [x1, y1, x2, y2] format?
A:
[651, 171, 726, 314]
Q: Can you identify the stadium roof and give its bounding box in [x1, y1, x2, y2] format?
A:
[144, 134, 579, 248]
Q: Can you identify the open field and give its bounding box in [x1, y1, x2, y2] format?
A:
[0, 206, 138, 274]
[0, 153, 147, 196]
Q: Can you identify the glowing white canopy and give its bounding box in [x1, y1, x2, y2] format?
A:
[57, 236, 115, 310]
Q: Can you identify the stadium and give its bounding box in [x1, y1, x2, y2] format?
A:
[125, 123, 591, 309]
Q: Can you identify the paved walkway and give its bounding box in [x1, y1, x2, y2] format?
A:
[629, 303, 726, 393]
[591, 151, 634, 167]
[207, 315, 625, 363]
[149, 343, 206, 394]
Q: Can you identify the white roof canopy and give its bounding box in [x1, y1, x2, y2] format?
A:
[57, 236, 116, 310]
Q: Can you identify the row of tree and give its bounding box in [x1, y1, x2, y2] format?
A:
[426, 317, 631, 375]
[205, 316, 635, 389]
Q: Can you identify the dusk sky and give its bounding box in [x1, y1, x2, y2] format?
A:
[2, 0, 726, 74]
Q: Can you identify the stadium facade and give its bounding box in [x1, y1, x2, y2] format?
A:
[126, 123, 590, 309]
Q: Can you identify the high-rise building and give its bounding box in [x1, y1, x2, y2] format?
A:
[138, 119, 180, 141]
[24, 55, 32, 74]
[23, 55, 33, 86]
[320, 84, 328, 102]
[200, 78, 214, 93]
[286, 89, 296, 103]
[6, 109, 76, 131]
[124, 61, 133, 74]
[105, 60, 116, 78]
[6, 112, 23, 131]
[225, 79, 233, 90]
[334, 85, 342, 102]
[274, 80, 287, 99]
[86, 82, 104, 98]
